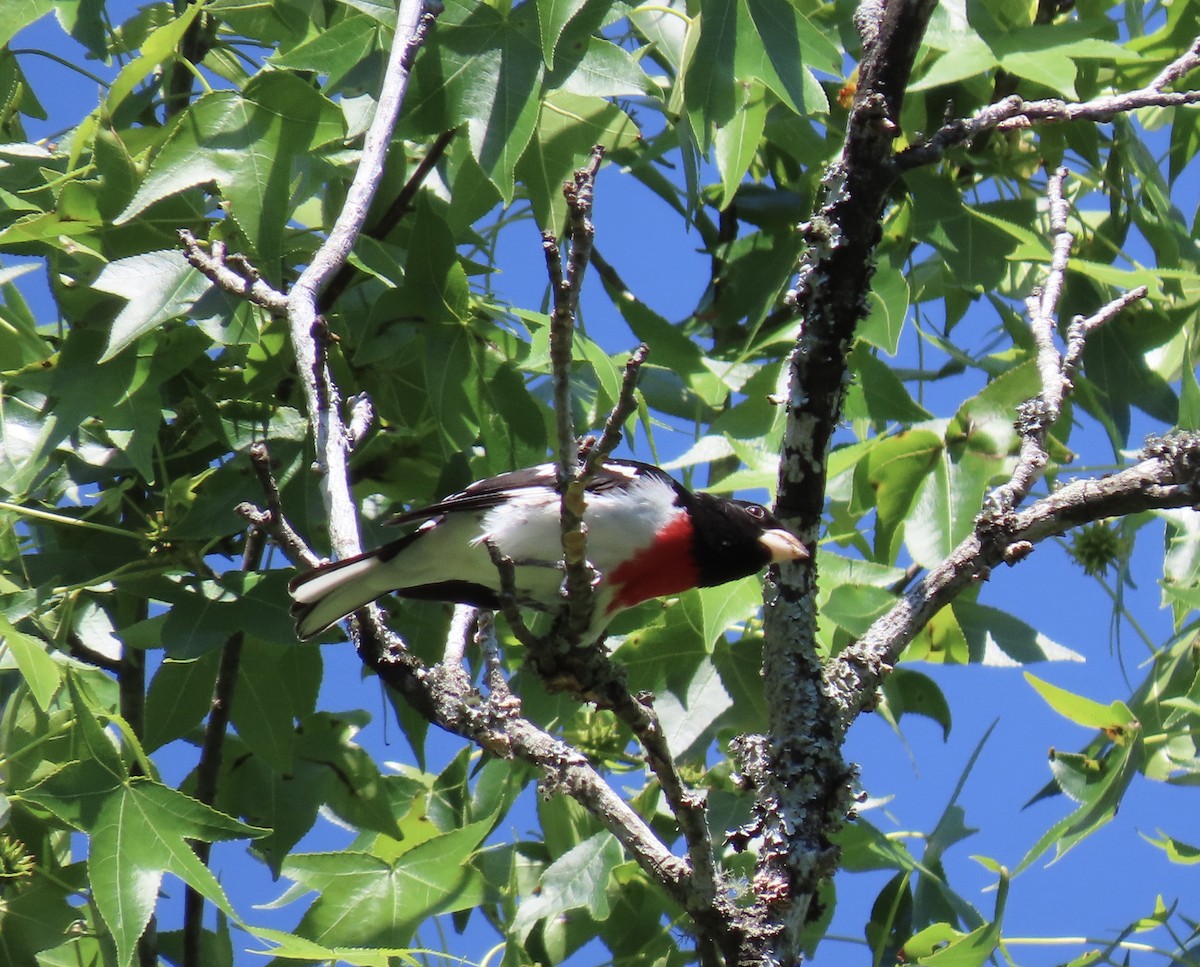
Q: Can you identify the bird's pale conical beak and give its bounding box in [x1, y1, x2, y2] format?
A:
[760, 528, 809, 563]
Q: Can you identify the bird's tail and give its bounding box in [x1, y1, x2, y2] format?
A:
[289, 549, 396, 640]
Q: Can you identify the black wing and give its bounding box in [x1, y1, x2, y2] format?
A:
[385, 459, 685, 527]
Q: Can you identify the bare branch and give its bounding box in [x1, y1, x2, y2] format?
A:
[582, 343, 650, 478]
[319, 128, 457, 313]
[345, 393, 375, 451]
[987, 172, 1148, 518]
[899, 35, 1200, 168]
[1063, 285, 1148, 381]
[177, 231, 288, 313]
[235, 441, 321, 568]
[184, 476, 270, 967]
[287, 0, 441, 563]
[760, 2, 939, 956]
[444, 604, 476, 671]
[482, 538, 544, 651]
[545, 146, 606, 645]
[829, 434, 1200, 732]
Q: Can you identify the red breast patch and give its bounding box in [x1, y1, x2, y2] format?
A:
[606, 513, 699, 611]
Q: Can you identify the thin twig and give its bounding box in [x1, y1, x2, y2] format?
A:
[831, 431, 1200, 735]
[178, 231, 288, 314]
[899, 35, 1200, 168]
[1063, 285, 1148, 381]
[546, 147, 606, 645]
[582, 343, 650, 478]
[183, 499, 266, 967]
[287, 0, 441, 564]
[985, 171, 1148, 516]
[482, 538, 544, 651]
[234, 442, 321, 568]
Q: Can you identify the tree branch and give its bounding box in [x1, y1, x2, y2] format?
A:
[234, 442, 322, 569]
[318, 128, 457, 313]
[828, 433, 1200, 732]
[758, 0, 939, 959]
[898, 35, 1200, 169]
[177, 231, 289, 314]
[545, 146, 606, 646]
[183, 485, 267, 967]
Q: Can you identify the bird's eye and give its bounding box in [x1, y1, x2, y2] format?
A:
[746, 505, 765, 519]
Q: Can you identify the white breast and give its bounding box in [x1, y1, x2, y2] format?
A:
[477, 472, 682, 576]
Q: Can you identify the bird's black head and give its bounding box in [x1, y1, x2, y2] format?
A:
[687, 493, 808, 587]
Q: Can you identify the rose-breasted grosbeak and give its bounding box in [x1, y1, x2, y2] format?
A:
[289, 459, 807, 642]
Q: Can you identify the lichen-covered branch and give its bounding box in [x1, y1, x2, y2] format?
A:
[757, 1, 939, 958]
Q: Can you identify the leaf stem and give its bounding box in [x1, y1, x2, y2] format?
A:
[0, 501, 145, 541]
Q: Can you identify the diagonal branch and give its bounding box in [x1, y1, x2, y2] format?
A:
[828, 433, 1200, 733]
[287, 0, 440, 565]
[178, 232, 288, 314]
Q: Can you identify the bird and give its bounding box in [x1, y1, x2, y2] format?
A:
[288, 458, 808, 643]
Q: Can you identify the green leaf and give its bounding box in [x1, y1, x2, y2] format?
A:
[859, 262, 911, 355]
[551, 36, 651, 98]
[950, 361, 1042, 455]
[93, 251, 212, 361]
[880, 668, 952, 739]
[88, 780, 261, 967]
[715, 79, 767, 209]
[859, 428, 942, 560]
[422, 324, 480, 454]
[743, 0, 837, 107]
[106, 1, 205, 110]
[403, 0, 544, 199]
[654, 653, 733, 757]
[279, 815, 494, 948]
[954, 602, 1084, 666]
[0, 616, 61, 711]
[516, 90, 640, 233]
[229, 642, 299, 774]
[144, 653, 221, 752]
[269, 14, 382, 87]
[1024, 673, 1137, 731]
[1017, 730, 1144, 872]
[402, 195, 469, 324]
[245, 927, 420, 966]
[991, 24, 1127, 99]
[0, 0, 56, 49]
[911, 34, 996, 90]
[904, 865, 1007, 966]
[822, 583, 896, 636]
[846, 343, 932, 426]
[116, 73, 344, 273]
[684, 0, 738, 137]
[1143, 831, 1200, 865]
[536, 0, 589, 67]
[905, 448, 996, 569]
[513, 832, 623, 941]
